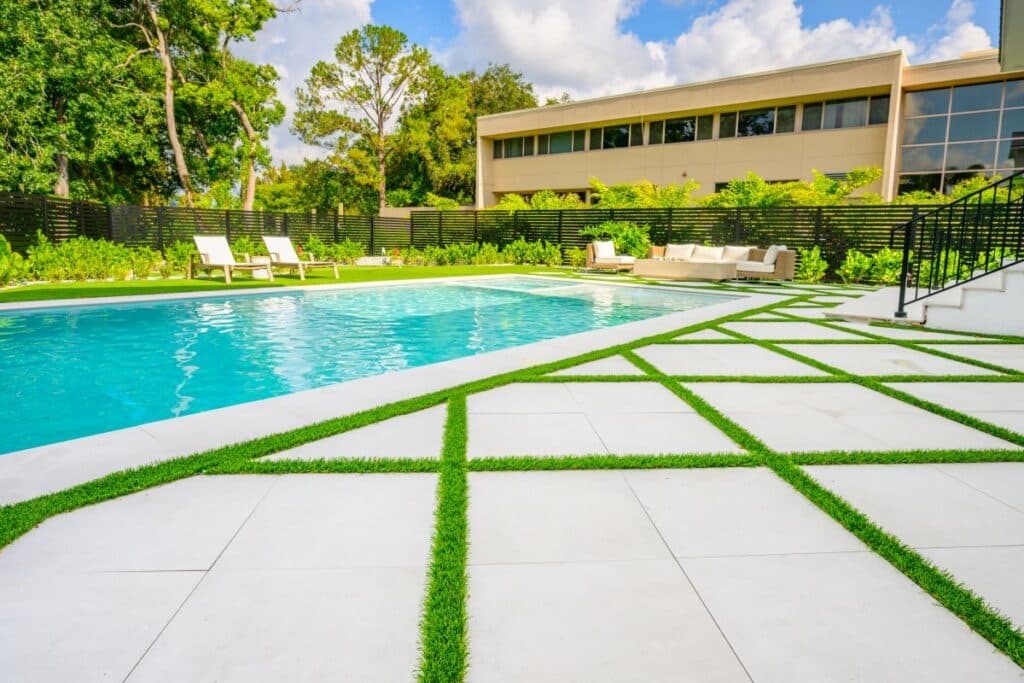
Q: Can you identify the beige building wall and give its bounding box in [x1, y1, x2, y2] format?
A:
[475, 50, 1024, 207]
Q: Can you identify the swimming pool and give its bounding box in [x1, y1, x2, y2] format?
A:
[0, 277, 735, 453]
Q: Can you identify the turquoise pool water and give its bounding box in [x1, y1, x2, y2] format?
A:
[0, 277, 734, 453]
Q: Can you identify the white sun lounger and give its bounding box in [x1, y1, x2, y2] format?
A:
[189, 235, 272, 283]
[262, 236, 339, 280]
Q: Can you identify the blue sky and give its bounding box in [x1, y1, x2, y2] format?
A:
[236, 0, 1001, 163]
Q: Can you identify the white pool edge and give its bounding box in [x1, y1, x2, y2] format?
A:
[0, 280, 782, 505]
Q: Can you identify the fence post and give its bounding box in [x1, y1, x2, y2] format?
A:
[895, 211, 917, 319]
[282, 213, 289, 237]
[224, 210, 231, 241]
[666, 208, 673, 244]
[41, 196, 50, 240]
[734, 208, 742, 242]
[557, 211, 563, 247]
[104, 203, 112, 240]
[369, 216, 376, 254]
[156, 207, 165, 250]
[333, 212, 339, 243]
[408, 214, 414, 247]
[473, 210, 479, 243]
[512, 211, 519, 240]
[437, 212, 442, 247]
[813, 207, 823, 246]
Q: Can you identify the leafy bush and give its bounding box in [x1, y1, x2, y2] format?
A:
[869, 247, 905, 286]
[425, 193, 460, 211]
[230, 235, 267, 260]
[399, 245, 426, 265]
[579, 221, 651, 259]
[589, 178, 698, 208]
[564, 246, 586, 269]
[128, 246, 162, 279]
[500, 238, 561, 265]
[795, 246, 828, 283]
[473, 242, 501, 264]
[0, 235, 28, 285]
[163, 240, 198, 276]
[836, 249, 873, 284]
[303, 236, 364, 264]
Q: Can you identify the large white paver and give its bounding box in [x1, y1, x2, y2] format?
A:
[468, 471, 668, 564]
[127, 566, 426, 682]
[832, 322, 982, 341]
[634, 343, 824, 376]
[625, 468, 863, 557]
[0, 572, 202, 683]
[803, 464, 1024, 547]
[688, 383, 1017, 452]
[264, 406, 445, 460]
[920, 546, 1024, 627]
[935, 462, 1024, 511]
[721, 321, 864, 340]
[468, 560, 749, 683]
[549, 355, 645, 375]
[888, 382, 1024, 434]
[215, 474, 436, 570]
[683, 552, 1023, 682]
[780, 343, 997, 376]
[771, 307, 831, 319]
[0, 476, 275, 572]
[930, 344, 1024, 372]
[467, 382, 739, 457]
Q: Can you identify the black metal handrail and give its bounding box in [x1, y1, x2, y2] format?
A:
[893, 170, 1024, 318]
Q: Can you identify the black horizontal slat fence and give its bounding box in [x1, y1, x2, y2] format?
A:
[0, 193, 923, 270]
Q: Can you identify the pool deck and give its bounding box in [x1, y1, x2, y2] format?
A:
[2, 276, 1023, 681]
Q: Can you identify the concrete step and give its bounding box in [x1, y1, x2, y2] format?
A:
[923, 270, 1024, 335]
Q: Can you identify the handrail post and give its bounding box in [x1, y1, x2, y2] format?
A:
[895, 217, 916, 319]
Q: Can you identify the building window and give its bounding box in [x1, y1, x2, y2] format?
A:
[776, 106, 796, 133]
[537, 134, 548, 155]
[868, 95, 890, 125]
[737, 108, 774, 136]
[573, 130, 586, 151]
[589, 128, 602, 150]
[696, 115, 713, 140]
[603, 125, 629, 148]
[549, 131, 573, 154]
[649, 120, 664, 145]
[823, 98, 868, 129]
[719, 112, 737, 138]
[630, 123, 643, 146]
[802, 103, 822, 131]
[493, 136, 534, 159]
[898, 77, 1024, 195]
[493, 139, 503, 159]
[666, 116, 695, 142]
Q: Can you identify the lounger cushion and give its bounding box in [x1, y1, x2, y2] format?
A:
[593, 240, 616, 259]
[737, 260, 775, 273]
[692, 245, 725, 261]
[723, 245, 754, 261]
[594, 255, 635, 265]
[764, 244, 787, 265]
[664, 243, 696, 260]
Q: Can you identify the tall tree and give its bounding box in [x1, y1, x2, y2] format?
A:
[470, 63, 537, 117]
[293, 25, 430, 211]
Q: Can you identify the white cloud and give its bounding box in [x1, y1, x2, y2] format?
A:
[443, 0, 993, 103]
[920, 0, 993, 62]
[234, 0, 373, 165]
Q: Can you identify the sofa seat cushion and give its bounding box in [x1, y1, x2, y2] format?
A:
[664, 243, 696, 260]
[723, 245, 754, 261]
[691, 245, 725, 261]
[737, 260, 775, 273]
[594, 255, 635, 265]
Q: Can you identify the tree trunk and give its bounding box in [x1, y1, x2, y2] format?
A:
[53, 97, 69, 197]
[149, 4, 193, 206]
[377, 114, 386, 212]
[231, 101, 258, 211]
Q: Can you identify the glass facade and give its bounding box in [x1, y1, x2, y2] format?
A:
[801, 95, 888, 130]
[899, 78, 1024, 194]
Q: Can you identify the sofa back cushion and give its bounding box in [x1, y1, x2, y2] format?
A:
[691, 245, 725, 261]
[763, 244, 787, 265]
[723, 245, 754, 262]
[664, 243, 696, 260]
[593, 240, 616, 259]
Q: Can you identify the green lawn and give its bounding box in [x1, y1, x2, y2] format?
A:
[0, 265, 570, 303]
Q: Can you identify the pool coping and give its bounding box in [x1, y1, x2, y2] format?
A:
[0, 276, 783, 504]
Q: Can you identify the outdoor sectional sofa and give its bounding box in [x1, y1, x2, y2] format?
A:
[637, 244, 795, 281]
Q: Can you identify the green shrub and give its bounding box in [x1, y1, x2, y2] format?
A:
[331, 238, 365, 264]
[230, 235, 267, 260]
[500, 238, 561, 265]
[836, 249, 873, 284]
[473, 243, 501, 265]
[0, 235, 27, 286]
[129, 246, 162, 280]
[869, 247, 904, 286]
[564, 246, 586, 269]
[399, 245, 425, 265]
[579, 221, 651, 259]
[795, 246, 828, 283]
[163, 240, 198, 276]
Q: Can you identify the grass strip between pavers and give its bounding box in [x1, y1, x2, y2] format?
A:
[417, 396, 469, 683]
